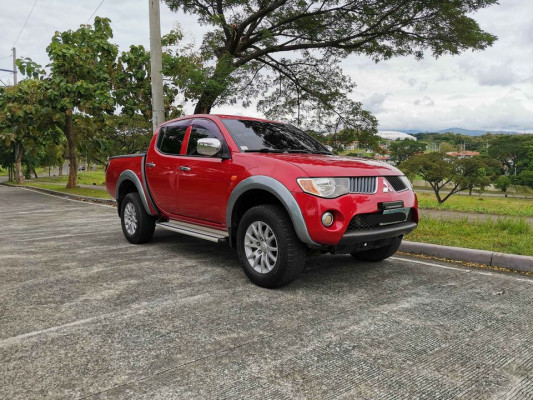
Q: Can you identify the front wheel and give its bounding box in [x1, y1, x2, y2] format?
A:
[351, 236, 402, 262]
[120, 192, 155, 244]
[236, 205, 306, 288]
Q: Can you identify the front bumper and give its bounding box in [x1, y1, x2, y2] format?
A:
[333, 221, 417, 254]
[292, 186, 418, 246]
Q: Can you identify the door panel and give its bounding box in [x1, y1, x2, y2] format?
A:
[145, 120, 189, 216]
[177, 119, 232, 225]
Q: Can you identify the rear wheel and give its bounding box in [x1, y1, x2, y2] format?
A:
[351, 236, 402, 262]
[237, 205, 306, 288]
[120, 192, 155, 244]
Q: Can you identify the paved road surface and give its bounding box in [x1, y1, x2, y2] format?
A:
[1, 185, 532, 399]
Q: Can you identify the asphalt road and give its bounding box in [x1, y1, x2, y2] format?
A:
[1, 185, 532, 400]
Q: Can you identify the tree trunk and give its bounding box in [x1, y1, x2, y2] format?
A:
[58, 162, 63, 176]
[14, 143, 24, 184]
[33, 168, 38, 179]
[194, 91, 218, 114]
[65, 111, 77, 188]
[193, 57, 233, 114]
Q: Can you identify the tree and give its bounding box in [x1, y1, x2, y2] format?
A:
[512, 170, 533, 189]
[400, 153, 493, 203]
[164, 0, 497, 125]
[389, 139, 426, 163]
[454, 157, 491, 196]
[0, 139, 15, 181]
[494, 175, 511, 193]
[24, 17, 119, 188]
[0, 79, 52, 183]
[115, 42, 183, 123]
[488, 135, 533, 176]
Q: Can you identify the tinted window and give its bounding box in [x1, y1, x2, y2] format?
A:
[221, 119, 327, 152]
[187, 119, 224, 156]
[158, 122, 188, 155]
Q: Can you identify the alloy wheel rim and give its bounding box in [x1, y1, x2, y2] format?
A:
[124, 202, 137, 235]
[244, 221, 278, 274]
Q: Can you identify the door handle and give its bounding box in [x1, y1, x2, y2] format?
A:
[179, 166, 191, 171]
[146, 162, 156, 168]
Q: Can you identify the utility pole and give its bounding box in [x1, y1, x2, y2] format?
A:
[12, 47, 20, 183]
[12, 47, 17, 85]
[149, 0, 165, 133]
[0, 47, 17, 85]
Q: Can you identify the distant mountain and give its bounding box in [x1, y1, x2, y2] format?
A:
[395, 128, 525, 136]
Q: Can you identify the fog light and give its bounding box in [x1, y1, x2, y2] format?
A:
[322, 211, 334, 227]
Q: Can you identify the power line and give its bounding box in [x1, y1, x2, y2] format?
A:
[86, 0, 105, 24]
[13, 0, 39, 46]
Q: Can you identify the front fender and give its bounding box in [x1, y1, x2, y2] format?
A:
[226, 176, 318, 247]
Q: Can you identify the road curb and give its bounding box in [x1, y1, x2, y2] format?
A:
[400, 241, 533, 273]
[1, 182, 116, 206]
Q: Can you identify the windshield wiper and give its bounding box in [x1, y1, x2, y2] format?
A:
[287, 149, 333, 155]
[244, 148, 285, 153]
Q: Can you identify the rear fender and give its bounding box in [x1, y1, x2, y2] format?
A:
[116, 170, 156, 216]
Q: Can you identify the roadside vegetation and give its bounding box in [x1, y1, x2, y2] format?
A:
[407, 215, 532, 256]
[16, 183, 112, 199]
[416, 192, 533, 217]
[31, 169, 106, 186]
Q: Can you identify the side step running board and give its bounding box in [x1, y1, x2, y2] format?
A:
[157, 220, 228, 243]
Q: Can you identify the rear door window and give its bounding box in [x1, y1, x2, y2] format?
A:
[157, 120, 189, 155]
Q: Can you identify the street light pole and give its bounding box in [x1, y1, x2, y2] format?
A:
[149, 0, 165, 133]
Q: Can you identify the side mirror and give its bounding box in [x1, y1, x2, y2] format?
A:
[197, 138, 222, 157]
[324, 145, 333, 152]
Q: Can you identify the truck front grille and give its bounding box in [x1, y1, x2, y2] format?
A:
[385, 176, 408, 192]
[347, 210, 413, 231]
[349, 177, 377, 193]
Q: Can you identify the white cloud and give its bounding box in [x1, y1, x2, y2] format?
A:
[363, 93, 388, 113]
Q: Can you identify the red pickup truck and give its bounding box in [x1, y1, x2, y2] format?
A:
[106, 114, 418, 287]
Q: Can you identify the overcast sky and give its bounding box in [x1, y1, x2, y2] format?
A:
[1, 0, 532, 132]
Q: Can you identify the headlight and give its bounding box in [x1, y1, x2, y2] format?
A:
[399, 176, 413, 191]
[297, 177, 350, 198]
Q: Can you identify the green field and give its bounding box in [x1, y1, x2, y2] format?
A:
[416, 192, 533, 217]
[32, 169, 107, 186]
[18, 183, 112, 199]
[406, 215, 532, 256]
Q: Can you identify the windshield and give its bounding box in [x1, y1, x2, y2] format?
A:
[221, 119, 330, 154]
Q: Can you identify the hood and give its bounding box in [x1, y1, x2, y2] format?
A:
[254, 153, 403, 177]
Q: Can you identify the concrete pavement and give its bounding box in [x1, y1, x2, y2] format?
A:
[1, 185, 533, 399]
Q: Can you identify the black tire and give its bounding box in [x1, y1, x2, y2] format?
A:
[236, 205, 306, 288]
[351, 236, 402, 262]
[120, 192, 156, 244]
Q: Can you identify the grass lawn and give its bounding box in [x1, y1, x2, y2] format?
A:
[416, 192, 533, 217]
[406, 215, 532, 256]
[33, 169, 106, 186]
[18, 182, 113, 199]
